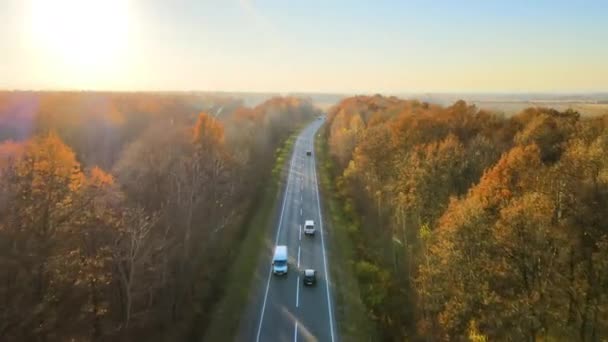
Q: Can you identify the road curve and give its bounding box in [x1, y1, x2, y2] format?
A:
[237, 118, 337, 342]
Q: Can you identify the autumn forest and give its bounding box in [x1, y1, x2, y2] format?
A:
[324, 95, 608, 341]
[0, 91, 318, 341]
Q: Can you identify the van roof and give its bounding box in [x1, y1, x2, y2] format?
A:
[274, 245, 287, 259]
[305, 220, 314, 225]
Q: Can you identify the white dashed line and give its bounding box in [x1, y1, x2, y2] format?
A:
[296, 276, 300, 308]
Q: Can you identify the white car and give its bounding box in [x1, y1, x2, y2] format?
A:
[304, 220, 315, 235]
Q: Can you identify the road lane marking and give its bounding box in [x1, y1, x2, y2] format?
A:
[311, 133, 336, 342]
[297, 245, 301, 267]
[256, 137, 299, 342]
[300, 207, 302, 216]
[296, 276, 300, 308]
[294, 322, 298, 342]
[299, 225, 302, 241]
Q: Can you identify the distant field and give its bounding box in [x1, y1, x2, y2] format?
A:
[472, 101, 608, 116]
[314, 93, 608, 116]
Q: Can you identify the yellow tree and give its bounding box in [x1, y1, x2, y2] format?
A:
[494, 192, 565, 340]
[417, 144, 546, 339]
[48, 166, 120, 339]
[0, 132, 85, 337]
[328, 109, 365, 169]
[555, 133, 608, 340]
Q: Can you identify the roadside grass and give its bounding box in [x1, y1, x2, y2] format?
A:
[314, 126, 377, 341]
[201, 130, 299, 342]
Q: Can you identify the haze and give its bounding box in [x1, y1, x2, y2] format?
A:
[1, 0, 607, 93]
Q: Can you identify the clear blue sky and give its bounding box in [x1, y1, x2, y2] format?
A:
[1, 0, 607, 93]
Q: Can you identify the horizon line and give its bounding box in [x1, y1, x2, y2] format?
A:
[1, 88, 608, 96]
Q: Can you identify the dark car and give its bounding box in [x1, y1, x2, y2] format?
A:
[303, 269, 316, 286]
[306, 151, 312, 156]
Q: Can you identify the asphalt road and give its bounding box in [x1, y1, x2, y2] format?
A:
[237, 118, 337, 342]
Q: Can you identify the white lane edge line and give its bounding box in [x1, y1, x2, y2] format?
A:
[296, 276, 300, 308]
[256, 137, 299, 342]
[297, 245, 301, 267]
[299, 225, 302, 241]
[311, 129, 336, 342]
[294, 321, 298, 342]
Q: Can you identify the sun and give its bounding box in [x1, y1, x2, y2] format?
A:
[28, 0, 131, 85]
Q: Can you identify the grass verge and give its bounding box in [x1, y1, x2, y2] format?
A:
[201, 130, 299, 342]
[314, 125, 377, 341]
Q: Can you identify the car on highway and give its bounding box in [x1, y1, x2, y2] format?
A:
[304, 220, 315, 235]
[272, 245, 288, 275]
[303, 269, 316, 286]
[306, 150, 312, 156]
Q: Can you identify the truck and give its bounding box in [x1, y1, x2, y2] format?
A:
[272, 245, 288, 275]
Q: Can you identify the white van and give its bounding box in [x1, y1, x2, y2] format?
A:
[272, 245, 288, 275]
[304, 220, 315, 235]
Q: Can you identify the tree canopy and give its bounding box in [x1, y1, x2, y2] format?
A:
[324, 95, 608, 341]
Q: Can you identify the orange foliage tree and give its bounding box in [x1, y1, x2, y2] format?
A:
[324, 94, 608, 340]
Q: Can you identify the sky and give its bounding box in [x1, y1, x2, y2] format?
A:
[1, 0, 607, 93]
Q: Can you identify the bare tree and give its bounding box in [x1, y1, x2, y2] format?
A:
[114, 208, 159, 329]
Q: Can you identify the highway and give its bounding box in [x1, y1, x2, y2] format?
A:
[237, 118, 337, 342]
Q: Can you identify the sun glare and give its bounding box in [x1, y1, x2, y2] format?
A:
[28, 0, 130, 85]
